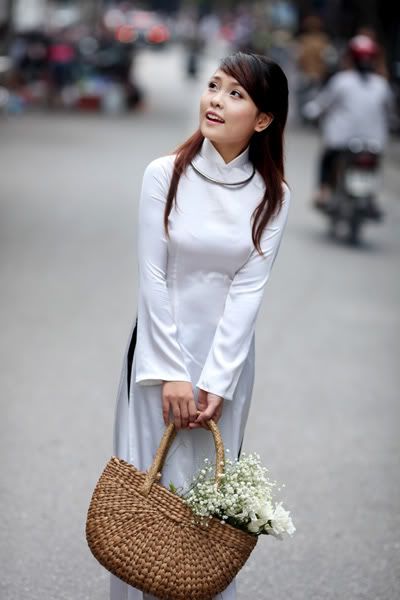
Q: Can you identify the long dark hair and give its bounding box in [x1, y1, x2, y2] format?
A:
[163, 52, 289, 254]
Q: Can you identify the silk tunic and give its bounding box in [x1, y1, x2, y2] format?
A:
[110, 137, 290, 600]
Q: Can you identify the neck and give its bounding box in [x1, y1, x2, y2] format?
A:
[210, 139, 250, 164]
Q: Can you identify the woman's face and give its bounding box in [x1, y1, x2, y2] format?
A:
[199, 69, 270, 152]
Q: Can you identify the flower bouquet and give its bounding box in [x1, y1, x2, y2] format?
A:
[169, 448, 295, 539]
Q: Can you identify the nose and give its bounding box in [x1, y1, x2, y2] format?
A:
[210, 89, 224, 108]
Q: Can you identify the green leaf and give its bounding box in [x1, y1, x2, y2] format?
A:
[168, 482, 177, 494]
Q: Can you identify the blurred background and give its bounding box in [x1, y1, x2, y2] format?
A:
[0, 1, 399, 599]
[0, 0, 400, 116]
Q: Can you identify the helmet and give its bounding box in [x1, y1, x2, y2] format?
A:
[348, 35, 378, 59]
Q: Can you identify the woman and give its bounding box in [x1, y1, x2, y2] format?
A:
[111, 51, 290, 600]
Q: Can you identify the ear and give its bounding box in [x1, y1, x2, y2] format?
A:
[254, 112, 273, 133]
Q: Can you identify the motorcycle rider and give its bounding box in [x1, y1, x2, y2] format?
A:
[305, 34, 394, 216]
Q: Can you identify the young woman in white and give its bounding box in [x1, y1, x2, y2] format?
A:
[111, 51, 291, 600]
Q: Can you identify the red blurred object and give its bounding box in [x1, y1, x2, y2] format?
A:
[77, 95, 101, 110]
[127, 10, 170, 46]
[49, 43, 75, 62]
[146, 25, 170, 45]
[116, 25, 137, 44]
[352, 152, 379, 168]
[348, 35, 379, 59]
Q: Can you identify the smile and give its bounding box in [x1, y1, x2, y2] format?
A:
[205, 111, 225, 124]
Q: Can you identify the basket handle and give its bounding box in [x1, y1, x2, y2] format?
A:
[140, 412, 225, 497]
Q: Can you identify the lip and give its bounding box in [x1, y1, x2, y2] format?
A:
[205, 110, 225, 125]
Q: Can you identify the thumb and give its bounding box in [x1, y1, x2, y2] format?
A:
[196, 405, 215, 423]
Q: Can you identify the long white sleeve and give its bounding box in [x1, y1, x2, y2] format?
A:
[135, 158, 192, 386]
[196, 186, 290, 400]
[303, 77, 339, 120]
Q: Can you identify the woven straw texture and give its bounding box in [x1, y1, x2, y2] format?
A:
[86, 419, 257, 600]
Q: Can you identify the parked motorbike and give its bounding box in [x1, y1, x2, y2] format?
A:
[317, 139, 382, 244]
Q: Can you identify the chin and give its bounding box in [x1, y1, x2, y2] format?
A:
[200, 125, 223, 144]
[202, 132, 217, 143]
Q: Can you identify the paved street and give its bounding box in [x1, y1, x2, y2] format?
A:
[1, 46, 399, 600]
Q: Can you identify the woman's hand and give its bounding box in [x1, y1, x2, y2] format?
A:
[188, 389, 224, 429]
[162, 381, 198, 430]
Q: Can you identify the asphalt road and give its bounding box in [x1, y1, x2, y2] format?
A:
[0, 45, 399, 600]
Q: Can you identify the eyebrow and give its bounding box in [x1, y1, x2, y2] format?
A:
[211, 74, 243, 87]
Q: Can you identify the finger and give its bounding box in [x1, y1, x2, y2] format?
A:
[180, 403, 189, 429]
[214, 410, 222, 423]
[188, 400, 198, 422]
[188, 408, 200, 428]
[214, 403, 224, 423]
[197, 388, 208, 411]
[189, 420, 208, 430]
[196, 407, 214, 424]
[171, 401, 182, 430]
[188, 409, 205, 429]
[162, 397, 170, 427]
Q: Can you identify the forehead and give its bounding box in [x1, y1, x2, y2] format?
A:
[210, 70, 242, 86]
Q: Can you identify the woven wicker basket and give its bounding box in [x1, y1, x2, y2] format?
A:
[86, 418, 258, 600]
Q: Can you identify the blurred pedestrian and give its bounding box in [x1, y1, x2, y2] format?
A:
[183, 22, 204, 79]
[295, 15, 335, 121]
[9, 30, 50, 89]
[48, 30, 77, 106]
[295, 15, 332, 83]
[110, 52, 290, 600]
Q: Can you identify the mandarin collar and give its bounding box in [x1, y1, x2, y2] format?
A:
[190, 137, 256, 185]
[200, 137, 251, 169]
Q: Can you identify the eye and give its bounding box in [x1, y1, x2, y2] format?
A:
[208, 81, 217, 89]
[230, 89, 242, 98]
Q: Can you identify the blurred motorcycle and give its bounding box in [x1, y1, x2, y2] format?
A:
[316, 139, 382, 244]
[304, 35, 394, 244]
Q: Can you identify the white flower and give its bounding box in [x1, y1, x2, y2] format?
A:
[247, 518, 265, 534]
[179, 452, 295, 540]
[256, 501, 275, 523]
[270, 503, 296, 536]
